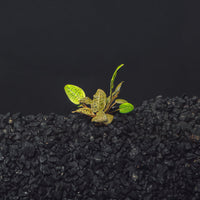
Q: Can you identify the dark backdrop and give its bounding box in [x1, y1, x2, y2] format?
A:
[0, 1, 200, 115]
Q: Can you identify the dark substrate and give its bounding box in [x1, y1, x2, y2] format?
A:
[0, 94, 200, 200]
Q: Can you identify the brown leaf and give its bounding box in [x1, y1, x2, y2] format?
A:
[112, 81, 124, 98]
[91, 89, 107, 113]
[79, 97, 93, 105]
[103, 114, 114, 125]
[115, 98, 128, 104]
[104, 81, 124, 113]
[72, 107, 95, 117]
[91, 110, 108, 123]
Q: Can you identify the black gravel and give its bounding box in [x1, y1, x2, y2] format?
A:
[1, 94, 200, 200]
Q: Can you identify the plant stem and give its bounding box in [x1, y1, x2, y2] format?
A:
[104, 97, 115, 113]
[109, 109, 119, 114]
[110, 102, 116, 108]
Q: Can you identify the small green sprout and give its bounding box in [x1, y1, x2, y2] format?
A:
[64, 64, 134, 126]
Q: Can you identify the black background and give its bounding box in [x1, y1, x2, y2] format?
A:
[0, 1, 200, 116]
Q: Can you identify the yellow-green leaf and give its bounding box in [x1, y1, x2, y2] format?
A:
[79, 97, 93, 105]
[103, 114, 114, 125]
[72, 107, 95, 116]
[64, 84, 86, 105]
[115, 99, 128, 104]
[91, 89, 107, 113]
[91, 110, 108, 123]
[109, 64, 124, 98]
[112, 81, 124, 97]
[119, 103, 134, 113]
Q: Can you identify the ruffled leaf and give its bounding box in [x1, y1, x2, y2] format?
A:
[91, 110, 108, 123]
[79, 97, 93, 105]
[91, 89, 107, 113]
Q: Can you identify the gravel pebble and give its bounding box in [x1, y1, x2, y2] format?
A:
[0, 95, 200, 199]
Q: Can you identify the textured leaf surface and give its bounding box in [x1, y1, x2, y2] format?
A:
[109, 64, 124, 98]
[119, 103, 134, 113]
[79, 97, 93, 105]
[115, 99, 128, 104]
[91, 89, 107, 113]
[91, 110, 108, 123]
[112, 81, 124, 97]
[103, 114, 114, 125]
[72, 107, 95, 116]
[64, 84, 86, 105]
[105, 81, 124, 112]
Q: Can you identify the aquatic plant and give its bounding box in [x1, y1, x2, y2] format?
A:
[64, 64, 134, 125]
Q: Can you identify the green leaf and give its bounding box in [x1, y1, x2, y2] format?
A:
[119, 103, 134, 113]
[64, 84, 86, 105]
[91, 89, 107, 113]
[91, 110, 108, 123]
[109, 64, 124, 98]
[115, 99, 128, 104]
[72, 107, 95, 117]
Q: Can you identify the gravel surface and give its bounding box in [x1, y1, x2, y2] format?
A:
[0, 94, 200, 200]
